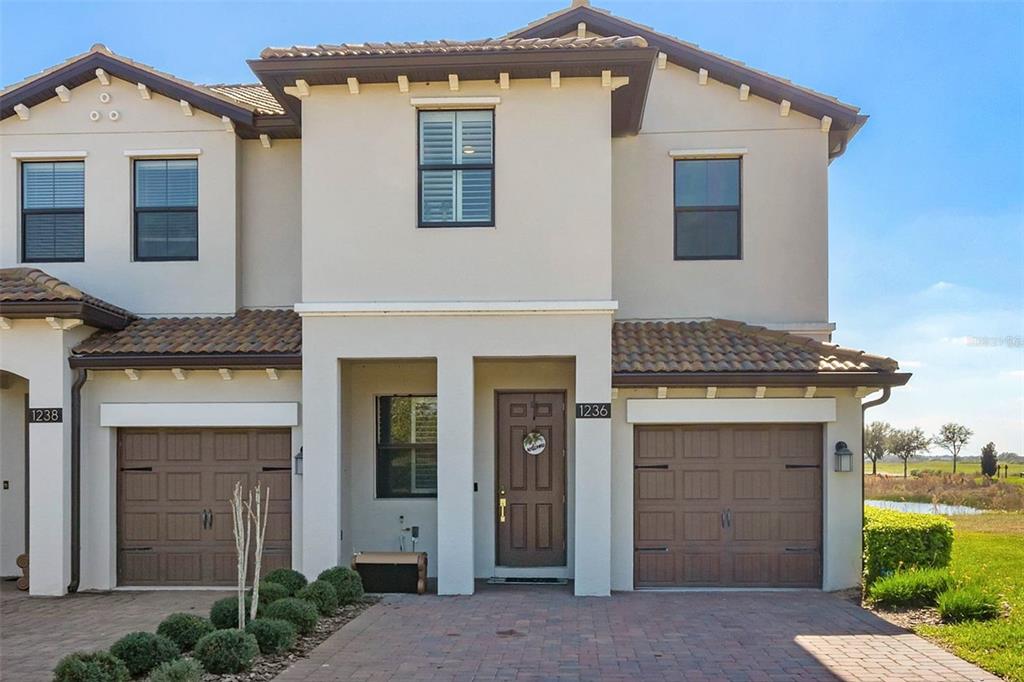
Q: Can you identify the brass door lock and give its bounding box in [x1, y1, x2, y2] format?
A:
[498, 489, 507, 523]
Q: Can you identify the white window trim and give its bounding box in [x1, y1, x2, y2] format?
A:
[123, 148, 202, 158]
[100, 402, 298, 427]
[411, 96, 500, 108]
[11, 151, 88, 159]
[626, 398, 836, 424]
[669, 148, 748, 159]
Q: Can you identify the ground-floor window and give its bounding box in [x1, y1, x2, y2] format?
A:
[376, 395, 437, 497]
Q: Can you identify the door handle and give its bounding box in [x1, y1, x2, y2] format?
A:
[498, 490, 507, 523]
[725, 509, 732, 528]
[202, 509, 212, 530]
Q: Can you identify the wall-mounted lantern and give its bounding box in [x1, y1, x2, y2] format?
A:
[834, 441, 853, 472]
[294, 447, 303, 476]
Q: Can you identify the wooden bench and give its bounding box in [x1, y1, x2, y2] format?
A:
[352, 551, 427, 594]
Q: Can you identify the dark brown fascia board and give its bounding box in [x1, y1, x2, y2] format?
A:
[612, 371, 912, 388]
[1, 52, 258, 135]
[509, 7, 864, 136]
[248, 46, 657, 136]
[68, 353, 302, 370]
[0, 300, 133, 331]
[254, 115, 301, 139]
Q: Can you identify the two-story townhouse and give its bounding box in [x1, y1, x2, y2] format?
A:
[0, 1, 908, 598]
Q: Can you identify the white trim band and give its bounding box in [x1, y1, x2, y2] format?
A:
[123, 148, 202, 158]
[11, 150, 88, 159]
[100, 402, 299, 427]
[626, 398, 836, 424]
[295, 300, 619, 317]
[410, 96, 501, 108]
[669, 148, 748, 158]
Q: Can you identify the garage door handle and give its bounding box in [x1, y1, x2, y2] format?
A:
[120, 466, 153, 472]
[121, 547, 153, 552]
[784, 547, 816, 553]
[262, 466, 291, 471]
[784, 464, 821, 469]
[635, 547, 669, 552]
[634, 464, 669, 470]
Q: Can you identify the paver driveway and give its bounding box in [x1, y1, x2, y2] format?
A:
[278, 584, 996, 682]
[0, 581, 227, 680]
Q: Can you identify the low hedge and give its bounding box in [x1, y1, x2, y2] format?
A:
[193, 629, 259, 675]
[148, 658, 204, 682]
[317, 566, 364, 605]
[867, 568, 955, 608]
[264, 597, 319, 635]
[263, 568, 308, 596]
[54, 651, 130, 682]
[246, 617, 297, 655]
[109, 631, 179, 678]
[863, 507, 954, 584]
[297, 579, 338, 616]
[156, 613, 215, 652]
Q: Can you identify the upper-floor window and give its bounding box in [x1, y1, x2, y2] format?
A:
[674, 158, 741, 260]
[418, 110, 494, 227]
[22, 161, 85, 262]
[134, 159, 198, 261]
[376, 395, 438, 498]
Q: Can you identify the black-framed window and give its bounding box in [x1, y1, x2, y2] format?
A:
[21, 161, 85, 262]
[674, 158, 741, 260]
[376, 396, 438, 498]
[134, 159, 198, 261]
[418, 109, 494, 227]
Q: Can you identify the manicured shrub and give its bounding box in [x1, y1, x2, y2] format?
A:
[254, 580, 290, 606]
[53, 651, 130, 682]
[264, 597, 319, 635]
[193, 629, 259, 674]
[863, 507, 954, 584]
[937, 586, 1001, 623]
[297, 579, 339, 615]
[246, 617, 297, 655]
[108, 631, 179, 678]
[317, 566, 365, 605]
[210, 595, 256, 629]
[867, 568, 955, 608]
[148, 658, 203, 682]
[263, 568, 308, 596]
[156, 612, 215, 652]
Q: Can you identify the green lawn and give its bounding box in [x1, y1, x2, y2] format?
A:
[872, 459, 1024, 485]
[915, 513, 1024, 681]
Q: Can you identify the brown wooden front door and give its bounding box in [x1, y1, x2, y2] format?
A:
[118, 428, 292, 586]
[496, 392, 567, 567]
[634, 424, 822, 588]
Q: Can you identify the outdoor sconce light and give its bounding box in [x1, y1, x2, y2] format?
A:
[834, 441, 853, 472]
[294, 447, 303, 476]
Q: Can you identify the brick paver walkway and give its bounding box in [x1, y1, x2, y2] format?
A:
[0, 581, 227, 680]
[278, 584, 996, 681]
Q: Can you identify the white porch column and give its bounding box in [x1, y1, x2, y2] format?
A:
[823, 395, 864, 590]
[436, 354, 474, 595]
[300, 340, 341, 578]
[573, 339, 613, 596]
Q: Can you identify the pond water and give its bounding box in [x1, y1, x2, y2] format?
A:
[865, 499, 984, 515]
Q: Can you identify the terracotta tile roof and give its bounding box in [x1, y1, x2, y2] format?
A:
[206, 84, 285, 115]
[72, 309, 300, 357]
[0, 267, 133, 319]
[612, 319, 899, 374]
[259, 35, 647, 59]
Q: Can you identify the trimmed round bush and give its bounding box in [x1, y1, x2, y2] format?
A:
[867, 568, 955, 608]
[156, 612, 215, 652]
[937, 585, 1001, 623]
[246, 617, 297, 655]
[297, 579, 339, 616]
[210, 595, 256, 629]
[863, 507, 954, 584]
[148, 657, 203, 682]
[54, 651, 130, 682]
[108, 631, 179, 678]
[263, 568, 308, 596]
[317, 566, 364, 605]
[264, 597, 319, 635]
[193, 629, 259, 675]
[254, 580, 290, 606]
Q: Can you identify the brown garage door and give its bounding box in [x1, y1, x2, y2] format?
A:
[118, 428, 292, 586]
[634, 424, 821, 588]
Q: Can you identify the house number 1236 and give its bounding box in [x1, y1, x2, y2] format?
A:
[575, 403, 611, 419]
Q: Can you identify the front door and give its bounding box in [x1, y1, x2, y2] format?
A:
[496, 391, 567, 567]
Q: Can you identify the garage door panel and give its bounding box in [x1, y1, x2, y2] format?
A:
[779, 428, 819, 459]
[732, 552, 777, 585]
[255, 472, 291, 501]
[166, 432, 203, 461]
[681, 429, 719, 459]
[779, 553, 820, 586]
[779, 470, 818, 499]
[215, 472, 250, 500]
[681, 471, 719, 499]
[124, 472, 159, 501]
[636, 469, 675, 500]
[637, 510, 675, 542]
[123, 512, 160, 541]
[732, 511, 773, 542]
[779, 512, 819, 541]
[682, 553, 721, 583]
[166, 513, 202, 541]
[165, 553, 203, 583]
[166, 472, 202, 501]
[733, 470, 771, 499]
[121, 551, 160, 584]
[682, 512, 720, 541]
[733, 428, 772, 458]
[636, 427, 677, 460]
[122, 432, 160, 462]
[635, 551, 675, 585]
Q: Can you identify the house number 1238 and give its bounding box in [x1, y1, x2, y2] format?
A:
[29, 408, 63, 423]
[575, 403, 611, 419]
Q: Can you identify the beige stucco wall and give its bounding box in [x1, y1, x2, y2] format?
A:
[239, 139, 301, 308]
[77, 368, 302, 591]
[613, 63, 830, 324]
[300, 78, 612, 303]
[0, 373, 28, 576]
[0, 77, 239, 315]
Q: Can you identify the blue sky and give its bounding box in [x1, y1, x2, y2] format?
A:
[3, 1, 1022, 455]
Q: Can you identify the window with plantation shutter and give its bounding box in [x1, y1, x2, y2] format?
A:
[418, 110, 494, 227]
[134, 159, 198, 261]
[21, 161, 85, 262]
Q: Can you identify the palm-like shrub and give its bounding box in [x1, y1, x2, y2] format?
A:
[108, 632, 179, 678]
[156, 613, 215, 652]
[193, 629, 259, 674]
[317, 566, 365, 604]
[53, 651, 130, 682]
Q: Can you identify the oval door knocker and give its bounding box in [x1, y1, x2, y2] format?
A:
[523, 431, 546, 456]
